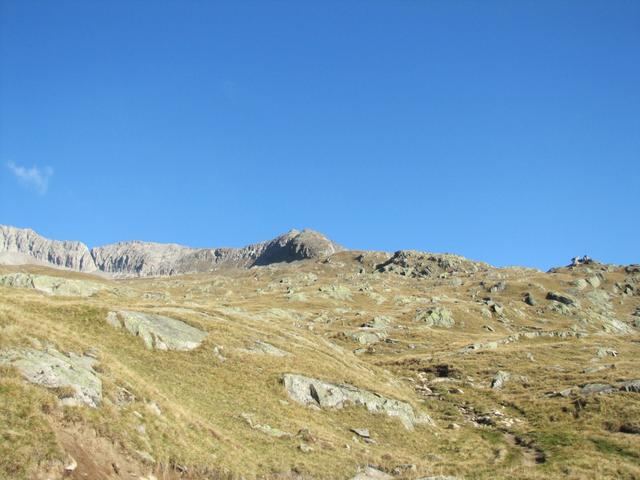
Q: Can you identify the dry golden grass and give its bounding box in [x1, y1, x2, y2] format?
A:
[0, 254, 639, 479]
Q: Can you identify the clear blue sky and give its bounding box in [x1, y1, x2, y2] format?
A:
[1, 1, 638, 269]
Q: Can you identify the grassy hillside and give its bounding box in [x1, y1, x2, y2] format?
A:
[0, 254, 639, 479]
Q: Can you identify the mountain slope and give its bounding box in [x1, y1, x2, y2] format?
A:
[0, 226, 344, 278]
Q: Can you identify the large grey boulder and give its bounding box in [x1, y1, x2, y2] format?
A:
[282, 373, 433, 430]
[0, 272, 104, 297]
[0, 347, 102, 407]
[106, 310, 207, 350]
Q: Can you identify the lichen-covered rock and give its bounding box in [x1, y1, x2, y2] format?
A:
[349, 330, 387, 345]
[0, 347, 102, 407]
[0, 272, 104, 297]
[350, 467, 393, 480]
[318, 284, 352, 301]
[580, 383, 616, 396]
[491, 371, 510, 389]
[106, 310, 207, 350]
[415, 307, 455, 328]
[282, 373, 433, 430]
[601, 317, 633, 335]
[240, 413, 291, 438]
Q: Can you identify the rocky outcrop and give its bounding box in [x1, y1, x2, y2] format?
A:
[282, 373, 433, 430]
[375, 250, 489, 278]
[0, 225, 97, 272]
[0, 225, 344, 278]
[106, 310, 207, 350]
[414, 307, 455, 328]
[0, 272, 104, 297]
[0, 347, 102, 407]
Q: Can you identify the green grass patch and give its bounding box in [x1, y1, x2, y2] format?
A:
[591, 437, 640, 461]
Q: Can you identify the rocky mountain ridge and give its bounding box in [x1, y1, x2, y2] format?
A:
[0, 225, 344, 278]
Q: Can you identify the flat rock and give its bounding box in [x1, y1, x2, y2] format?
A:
[0, 347, 102, 407]
[349, 330, 387, 345]
[350, 427, 370, 438]
[580, 383, 616, 396]
[106, 310, 207, 350]
[240, 413, 291, 439]
[239, 340, 290, 357]
[0, 272, 104, 297]
[282, 373, 433, 430]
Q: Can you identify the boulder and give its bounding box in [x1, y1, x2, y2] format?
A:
[106, 310, 207, 350]
[523, 292, 536, 306]
[491, 371, 510, 389]
[282, 374, 433, 430]
[596, 347, 618, 358]
[349, 331, 387, 345]
[546, 291, 578, 306]
[573, 279, 588, 290]
[350, 467, 393, 480]
[586, 275, 602, 288]
[415, 307, 455, 328]
[0, 347, 102, 407]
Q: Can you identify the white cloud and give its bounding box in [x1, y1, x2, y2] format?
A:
[6, 161, 53, 195]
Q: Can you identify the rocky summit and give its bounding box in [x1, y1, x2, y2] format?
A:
[0, 225, 639, 480]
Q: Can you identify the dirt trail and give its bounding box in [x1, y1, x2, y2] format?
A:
[502, 432, 546, 466]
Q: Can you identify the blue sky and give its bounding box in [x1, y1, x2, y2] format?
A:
[1, 1, 638, 269]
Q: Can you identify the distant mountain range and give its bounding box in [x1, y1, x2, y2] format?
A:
[0, 225, 344, 277]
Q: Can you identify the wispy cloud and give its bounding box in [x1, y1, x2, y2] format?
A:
[6, 161, 53, 195]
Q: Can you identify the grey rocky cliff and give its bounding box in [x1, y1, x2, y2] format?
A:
[0, 225, 97, 272]
[0, 225, 344, 278]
